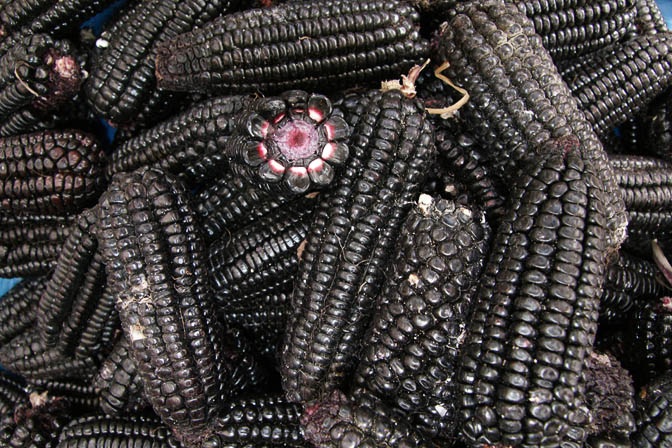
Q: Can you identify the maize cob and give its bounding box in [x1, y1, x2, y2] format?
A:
[611, 154, 672, 170]
[25, 378, 99, 410]
[633, 0, 669, 34]
[107, 95, 247, 183]
[457, 135, 609, 448]
[36, 207, 99, 350]
[97, 167, 232, 445]
[0, 213, 71, 244]
[0, 395, 72, 448]
[565, 33, 672, 142]
[583, 352, 636, 445]
[0, 34, 81, 120]
[93, 335, 149, 416]
[0, 241, 62, 277]
[0, 328, 100, 380]
[85, 0, 241, 126]
[0, 0, 118, 37]
[0, 129, 106, 215]
[155, 0, 429, 95]
[623, 298, 672, 386]
[633, 372, 672, 448]
[352, 195, 490, 441]
[56, 414, 179, 448]
[0, 372, 27, 426]
[0, 277, 46, 345]
[194, 170, 287, 242]
[301, 390, 427, 447]
[436, 0, 627, 251]
[280, 88, 436, 404]
[225, 91, 351, 195]
[601, 252, 664, 322]
[209, 194, 315, 302]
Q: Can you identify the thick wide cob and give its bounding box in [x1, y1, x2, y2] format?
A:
[456, 136, 610, 448]
[436, 0, 628, 252]
[155, 0, 429, 95]
[0, 129, 106, 215]
[280, 87, 436, 405]
[85, 0, 241, 126]
[352, 195, 491, 441]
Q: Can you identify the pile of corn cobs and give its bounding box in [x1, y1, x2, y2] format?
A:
[2, 0, 672, 446]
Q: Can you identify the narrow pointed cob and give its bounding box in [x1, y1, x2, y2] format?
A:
[352, 195, 490, 441]
[209, 195, 316, 302]
[85, 0, 241, 126]
[155, 0, 429, 95]
[565, 33, 672, 142]
[0, 129, 106, 216]
[57, 415, 179, 448]
[97, 167, 232, 446]
[280, 87, 436, 405]
[456, 135, 610, 448]
[0, 34, 82, 121]
[107, 96, 247, 183]
[436, 0, 627, 252]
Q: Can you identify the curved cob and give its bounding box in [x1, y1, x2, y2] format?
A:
[436, 0, 627, 252]
[565, 33, 672, 142]
[155, 0, 429, 95]
[0, 34, 81, 120]
[456, 136, 610, 447]
[633, 373, 672, 448]
[85, 0, 241, 126]
[56, 414, 179, 448]
[194, 170, 286, 242]
[280, 88, 436, 405]
[0, 277, 46, 345]
[226, 91, 350, 195]
[107, 95, 247, 183]
[633, 0, 669, 34]
[352, 195, 490, 441]
[301, 390, 426, 447]
[97, 167, 232, 445]
[0, 129, 106, 215]
[209, 194, 316, 302]
[94, 336, 148, 416]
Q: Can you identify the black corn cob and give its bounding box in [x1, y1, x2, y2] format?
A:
[0, 241, 62, 277]
[565, 33, 672, 142]
[301, 390, 427, 448]
[226, 90, 351, 195]
[0, 0, 118, 37]
[194, 170, 287, 242]
[0, 277, 46, 345]
[633, 372, 672, 448]
[202, 394, 308, 447]
[25, 378, 99, 410]
[155, 0, 429, 95]
[583, 352, 637, 446]
[97, 167, 231, 446]
[0, 129, 106, 215]
[633, 0, 669, 34]
[436, 0, 628, 252]
[107, 95, 247, 184]
[0, 34, 82, 120]
[0, 213, 72, 245]
[94, 336, 149, 416]
[85, 0, 241, 126]
[56, 414, 179, 448]
[36, 207, 99, 350]
[601, 252, 664, 322]
[0, 372, 27, 426]
[0, 394, 72, 448]
[352, 195, 490, 441]
[623, 298, 672, 386]
[280, 88, 436, 405]
[209, 194, 316, 303]
[457, 136, 610, 448]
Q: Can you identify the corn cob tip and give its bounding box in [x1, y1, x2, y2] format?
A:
[300, 390, 348, 446]
[30, 48, 83, 111]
